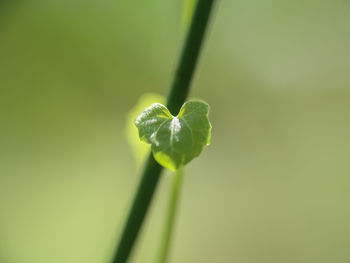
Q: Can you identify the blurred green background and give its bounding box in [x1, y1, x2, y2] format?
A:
[1, 0, 350, 262]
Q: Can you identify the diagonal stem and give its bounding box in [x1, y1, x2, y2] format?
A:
[166, 0, 215, 115]
[112, 1, 215, 262]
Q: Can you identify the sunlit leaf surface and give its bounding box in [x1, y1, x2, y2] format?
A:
[135, 100, 211, 171]
[181, 0, 197, 32]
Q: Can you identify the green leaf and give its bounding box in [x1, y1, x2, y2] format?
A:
[181, 0, 197, 32]
[125, 93, 165, 165]
[135, 100, 211, 171]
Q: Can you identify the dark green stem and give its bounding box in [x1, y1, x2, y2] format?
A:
[112, 154, 162, 263]
[167, 0, 215, 115]
[112, 1, 215, 262]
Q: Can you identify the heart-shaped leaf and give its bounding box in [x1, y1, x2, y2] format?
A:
[135, 100, 211, 171]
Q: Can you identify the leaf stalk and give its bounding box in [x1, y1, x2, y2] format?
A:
[156, 167, 184, 263]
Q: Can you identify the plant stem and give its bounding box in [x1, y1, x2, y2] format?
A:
[156, 167, 184, 263]
[112, 154, 162, 263]
[112, 1, 215, 262]
[167, 0, 215, 115]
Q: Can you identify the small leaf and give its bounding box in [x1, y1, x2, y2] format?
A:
[181, 0, 197, 32]
[135, 100, 211, 171]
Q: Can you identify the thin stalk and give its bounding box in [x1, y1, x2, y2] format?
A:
[112, 1, 215, 262]
[156, 168, 184, 263]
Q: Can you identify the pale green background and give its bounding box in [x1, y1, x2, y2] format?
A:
[1, 0, 350, 262]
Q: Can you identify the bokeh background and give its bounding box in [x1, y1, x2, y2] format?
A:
[1, 0, 350, 262]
